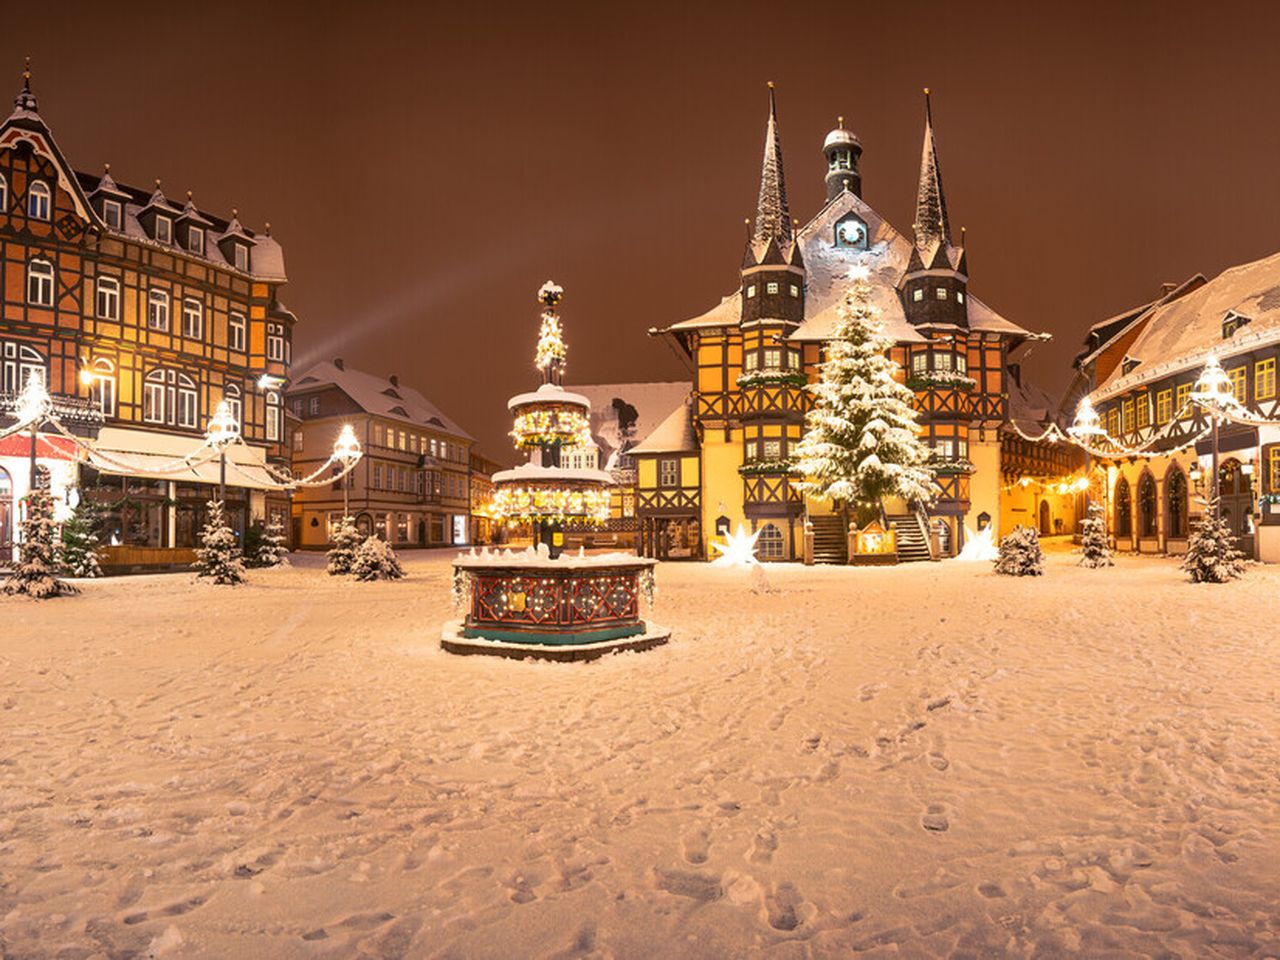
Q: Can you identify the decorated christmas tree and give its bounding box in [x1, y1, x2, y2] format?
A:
[994, 525, 1045, 577]
[59, 494, 104, 578]
[4, 489, 78, 598]
[793, 268, 934, 523]
[1077, 502, 1113, 568]
[1181, 499, 1246, 583]
[326, 516, 362, 575]
[350, 535, 405, 581]
[256, 518, 289, 567]
[193, 500, 245, 585]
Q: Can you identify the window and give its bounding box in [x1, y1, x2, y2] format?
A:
[659, 459, 678, 487]
[787, 349, 800, 370]
[933, 352, 954, 372]
[103, 198, 122, 230]
[1136, 392, 1151, 429]
[766, 282, 779, 295]
[762, 439, 782, 459]
[1269, 444, 1280, 494]
[1222, 311, 1251, 338]
[1176, 382, 1191, 419]
[292, 430, 304, 453]
[373, 464, 383, 489]
[932, 438, 955, 457]
[234, 243, 249, 272]
[188, 226, 204, 255]
[743, 352, 759, 372]
[1228, 365, 1247, 404]
[957, 291, 965, 304]
[224, 383, 242, 429]
[181, 299, 203, 339]
[85, 358, 115, 417]
[789, 284, 799, 298]
[143, 368, 198, 428]
[95, 276, 120, 319]
[266, 323, 285, 361]
[1107, 407, 1120, 437]
[266, 391, 281, 442]
[1255, 357, 1276, 401]
[1167, 468, 1188, 538]
[229, 312, 246, 351]
[745, 285, 756, 299]
[0, 173, 6, 211]
[757, 523, 785, 559]
[935, 287, 948, 300]
[912, 287, 924, 302]
[148, 289, 170, 331]
[956, 353, 967, 374]
[912, 353, 928, 374]
[309, 396, 320, 416]
[28, 180, 51, 220]
[1155, 388, 1172, 424]
[1122, 398, 1135, 433]
[155, 215, 172, 243]
[763, 348, 782, 370]
[1139, 474, 1157, 538]
[1, 342, 46, 392]
[26, 259, 53, 306]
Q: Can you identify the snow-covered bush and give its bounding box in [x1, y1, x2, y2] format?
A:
[1077, 502, 1113, 569]
[4, 489, 78, 598]
[350, 536, 405, 581]
[60, 494, 104, 578]
[326, 516, 362, 575]
[193, 500, 245, 585]
[1181, 501, 1246, 583]
[994, 525, 1044, 577]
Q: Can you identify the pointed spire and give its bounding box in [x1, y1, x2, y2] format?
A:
[914, 87, 951, 248]
[751, 81, 792, 249]
[12, 57, 38, 115]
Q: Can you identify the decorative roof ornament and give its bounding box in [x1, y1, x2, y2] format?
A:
[12, 57, 37, 114]
[751, 81, 792, 249]
[914, 87, 951, 249]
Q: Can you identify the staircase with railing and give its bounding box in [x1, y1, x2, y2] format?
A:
[810, 514, 848, 564]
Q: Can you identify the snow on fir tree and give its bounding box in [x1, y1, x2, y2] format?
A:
[793, 267, 934, 520]
[326, 516, 362, 576]
[3, 489, 78, 598]
[1181, 499, 1246, 583]
[1077, 502, 1113, 568]
[350, 536, 405, 581]
[256, 518, 289, 568]
[59, 494, 104, 579]
[193, 500, 246, 585]
[994, 525, 1045, 577]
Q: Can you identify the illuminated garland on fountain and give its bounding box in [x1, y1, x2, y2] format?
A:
[510, 406, 592, 449]
[491, 483, 612, 525]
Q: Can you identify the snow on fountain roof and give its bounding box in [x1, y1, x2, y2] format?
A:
[491, 462, 615, 485]
[452, 544, 656, 570]
[507, 382, 591, 411]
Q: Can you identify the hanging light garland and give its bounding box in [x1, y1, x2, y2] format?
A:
[491, 483, 611, 525]
[509, 406, 593, 449]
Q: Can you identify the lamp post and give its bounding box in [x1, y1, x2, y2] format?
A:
[1190, 356, 1234, 520]
[15, 371, 50, 495]
[1068, 395, 1108, 521]
[204, 399, 240, 506]
[332, 424, 362, 519]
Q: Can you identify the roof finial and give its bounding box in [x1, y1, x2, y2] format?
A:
[264, 221, 271, 237]
[13, 56, 38, 113]
[155, 178, 162, 188]
[104, 162, 110, 173]
[837, 115, 844, 129]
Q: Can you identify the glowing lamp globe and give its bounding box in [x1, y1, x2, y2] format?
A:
[205, 399, 240, 447]
[333, 423, 362, 463]
[1068, 396, 1107, 440]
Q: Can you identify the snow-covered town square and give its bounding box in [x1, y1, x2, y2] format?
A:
[3, 549, 1278, 958]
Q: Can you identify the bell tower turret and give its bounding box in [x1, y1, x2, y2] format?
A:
[822, 117, 862, 201]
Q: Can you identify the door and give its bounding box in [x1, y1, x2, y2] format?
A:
[1039, 500, 1051, 536]
[1219, 460, 1254, 555]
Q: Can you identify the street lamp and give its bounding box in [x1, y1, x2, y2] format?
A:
[15, 370, 51, 492]
[332, 423, 361, 518]
[1068, 395, 1108, 517]
[1190, 356, 1234, 519]
[204, 399, 240, 505]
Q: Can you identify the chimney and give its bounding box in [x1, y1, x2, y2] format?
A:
[389, 374, 399, 387]
[1160, 282, 1177, 296]
[333, 357, 345, 370]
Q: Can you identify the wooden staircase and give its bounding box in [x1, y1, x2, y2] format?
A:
[887, 512, 934, 563]
[810, 515, 848, 564]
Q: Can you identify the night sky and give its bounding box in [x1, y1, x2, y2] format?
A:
[7, 0, 1280, 461]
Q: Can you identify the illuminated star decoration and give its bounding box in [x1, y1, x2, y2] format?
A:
[710, 523, 761, 568]
[955, 525, 999, 562]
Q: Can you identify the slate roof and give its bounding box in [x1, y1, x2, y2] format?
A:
[289, 361, 473, 440]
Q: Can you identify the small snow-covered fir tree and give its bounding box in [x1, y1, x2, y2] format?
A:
[1077, 502, 1113, 568]
[994, 525, 1045, 577]
[4, 489, 78, 598]
[257, 518, 289, 567]
[1181, 500, 1246, 583]
[350, 535, 405, 581]
[193, 500, 245, 585]
[60, 494, 104, 578]
[793, 269, 934, 522]
[326, 516, 362, 575]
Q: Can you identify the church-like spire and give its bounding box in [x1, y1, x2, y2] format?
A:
[751, 82, 792, 249]
[914, 88, 950, 248]
[12, 57, 38, 116]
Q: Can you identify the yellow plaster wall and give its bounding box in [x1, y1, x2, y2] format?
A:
[970, 436, 1003, 533]
[701, 429, 744, 541]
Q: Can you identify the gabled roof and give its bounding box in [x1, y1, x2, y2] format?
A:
[1076, 275, 1206, 369]
[289, 361, 472, 440]
[1, 71, 97, 225]
[629, 397, 697, 455]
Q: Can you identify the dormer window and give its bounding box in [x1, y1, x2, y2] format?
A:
[1222, 311, 1251, 338]
[28, 180, 51, 220]
[233, 243, 249, 272]
[187, 226, 204, 255]
[155, 215, 172, 244]
[103, 199, 123, 230]
[1121, 356, 1141, 375]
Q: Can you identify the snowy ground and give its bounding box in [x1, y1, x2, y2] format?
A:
[1, 548, 1277, 959]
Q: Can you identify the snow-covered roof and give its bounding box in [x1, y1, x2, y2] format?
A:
[1006, 370, 1064, 432]
[563, 381, 692, 469]
[507, 382, 591, 411]
[491, 463, 613, 485]
[289, 361, 473, 440]
[628, 398, 696, 455]
[1094, 249, 1280, 401]
[663, 190, 1029, 345]
[1077, 276, 1206, 369]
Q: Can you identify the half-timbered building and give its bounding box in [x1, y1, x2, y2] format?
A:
[651, 87, 1063, 561]
[0, 67, 293, 568]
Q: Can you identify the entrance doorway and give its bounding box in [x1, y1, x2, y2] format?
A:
[1038, 500, 1051, 536]
[1219, 459, 1254, 555]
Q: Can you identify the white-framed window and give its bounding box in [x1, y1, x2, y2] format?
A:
[757, 522, 785, 560]
[181, 298, 203, 339]
[155, 215, 172, 243]
[746, 285, 756, 298]
[789, 284, 799, 298]
[1, 342, 46, 393]
[373, 464, 383, 489]
[224, 382, 242, 429]
[266, 322, 285, 361]
[764, 347, 782, 370]
[934, 352, 954, 372]
[266, 391, 281, 442]
[95, 276, 120, 319]
[936, 287, 948, 300]
[228, 312, 246, 351]
[292, 430, 304, 453]
[26, 259, 54, 306]
[912, 287, 924, 302]
[743, 352, 759, 372]
[103, 198, 122, 230]
[308, 396, 320, 416]
[188, 226, 204, 255]
[787, 348, 801, 370]
[766, 282, 779, 295]
[28, 180, 51, 220]
[148, 289, 170, 331]
[956, 290, 965, 304]
[932, 438, 955, 457]
[659, 458, 679, 487]
[143, 368, 198, 428]
[234, 243, 249, 272]
[85, 357, 116, 417]
[912, 352, 928, 374]
[762, 439, 782, 459]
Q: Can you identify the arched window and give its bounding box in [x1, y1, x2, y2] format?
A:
[28, 180, 51, 220]
[26, 258, 54, 306]
[1115, 477, 1132, 537]
[1166, 468, 1188, 539]
[757, 522, 785, 560]
[265, 390, 281, 442]
[224, 383, 242, 430]
[144, 368, 199, 428]
[1, 341, 47, 393]
[85, 357, 116, 417]
[1139, 473, 1158, 537]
